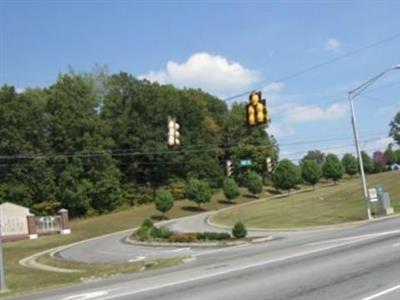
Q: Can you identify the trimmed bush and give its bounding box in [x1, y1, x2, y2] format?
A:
[150, 226, 173, 239]
[196, 232, 231, 241]
[232, 222, 247, 239]
[168, 233, 197, 243]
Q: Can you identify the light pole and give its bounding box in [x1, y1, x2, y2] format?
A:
[348, 65, 400, 220]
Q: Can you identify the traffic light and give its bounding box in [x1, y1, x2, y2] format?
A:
[226, 160, 234, 176]
[167, 116, 180, 146]
[266, 157, 273, 173]
[247, 91, 268, 126]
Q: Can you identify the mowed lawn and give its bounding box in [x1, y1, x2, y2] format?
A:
[210, 171, 400, 229]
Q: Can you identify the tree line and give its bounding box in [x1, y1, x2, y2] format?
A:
[0, 70, 278, 217]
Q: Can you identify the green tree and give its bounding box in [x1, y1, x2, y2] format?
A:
[395, 149, 400, 164]
[272, 159, 300, 193]
[223, 177, 240, 202]
[389, 111, 400, 145]
[384, 147, 397, 166]
[185, 179, 211, 210]
[155, 189, 174, 219]
[301, 159, 322, 188]
[361, 151, 374, 174]
[322, 154, 343, 184]
[341, 153, 358, 177]
[245, 171, 263, 197]
[302, 150, 325, 165]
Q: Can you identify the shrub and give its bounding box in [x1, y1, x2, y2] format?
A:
[142, 218, 154, 229]
[168, 233, 197, 243]
[150, 226, 173, 239]
[232, 222, 247, 239]
[196, 232, 231, 241]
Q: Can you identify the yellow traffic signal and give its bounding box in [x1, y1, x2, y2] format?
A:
[247, 104, 256, 126]
[247, 91, 268, 126]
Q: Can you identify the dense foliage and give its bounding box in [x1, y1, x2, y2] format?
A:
[232, 222, 247, 239]
[341, 153, 358, 177]
[272, 159, 300, 192]
[223, 177, 240, 202]
[184, 179, 212, 209]
[245, 171, 263, 197]
[301, 159, 322, 188]
[0, 72, 278, 217]
[322, 154, 343, 183]
[154, 189, 174, 218]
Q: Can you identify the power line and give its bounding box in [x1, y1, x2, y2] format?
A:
[222, 33, 400, 102]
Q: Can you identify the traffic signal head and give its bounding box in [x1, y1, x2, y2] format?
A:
[247, 104, 256, 126]
[226, 160, 234, 176]
[247, 91, 268, 126]
[167, 117, 180, 146]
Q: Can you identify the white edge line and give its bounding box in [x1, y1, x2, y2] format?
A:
[361, 284, 400, 300]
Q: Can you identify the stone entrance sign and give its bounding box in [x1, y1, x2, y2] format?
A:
[0, 202, 31, 240]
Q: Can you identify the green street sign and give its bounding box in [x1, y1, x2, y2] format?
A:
[240, 159, 252, 167]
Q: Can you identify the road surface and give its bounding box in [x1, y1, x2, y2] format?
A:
[12, 216, 400, 300]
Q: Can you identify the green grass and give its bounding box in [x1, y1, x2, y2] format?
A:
[210, 171, 400, 229]
[1, 190, 250, 297]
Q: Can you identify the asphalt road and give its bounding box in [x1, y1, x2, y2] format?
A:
[13, 216, 400, 300]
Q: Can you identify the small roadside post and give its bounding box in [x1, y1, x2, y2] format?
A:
[368, 188, 378, 217]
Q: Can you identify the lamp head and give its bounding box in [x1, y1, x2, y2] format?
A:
[393, 64, 400, 69]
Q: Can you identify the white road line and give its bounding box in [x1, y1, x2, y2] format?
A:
[361, 284, 400, 300]
[194, 243, 250, 257]
[393, 243, 400, 247]
[167, 247, 191, 253]
[128, 256, 146, 262]
[306, 230, 400, 246]
[95, 236, 383, 300]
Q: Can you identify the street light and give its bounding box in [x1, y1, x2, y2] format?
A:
[348, 65, 400, 220]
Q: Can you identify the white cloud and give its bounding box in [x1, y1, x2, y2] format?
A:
[324, 38, 342, 52]
[263, 82, 284, 94]
[285, 102, 348, 123]
[267, 123, 295, 138]
[16, 87, 25, 94]
[139, 52, 260, 96]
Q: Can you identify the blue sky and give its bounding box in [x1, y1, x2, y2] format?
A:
[1, 0, 399, 160]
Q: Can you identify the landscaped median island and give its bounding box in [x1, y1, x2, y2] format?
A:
[128, 219, 250, 246]
[210, 172, 400, 229]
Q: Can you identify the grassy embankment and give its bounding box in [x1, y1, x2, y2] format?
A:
[1, 190, 251, 298]
[210, 171, 400, 229]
